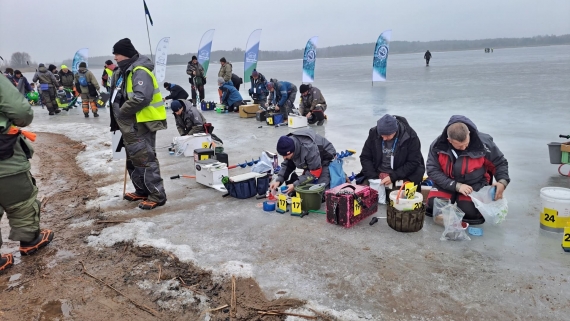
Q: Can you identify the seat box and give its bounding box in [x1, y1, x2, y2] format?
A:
[239, 104, 259, 118]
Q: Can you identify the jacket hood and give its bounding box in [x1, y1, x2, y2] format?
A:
[435, 115, 484, 154]
[132, 55, 154, 72]
[38, 66, 47, 73]
[288, 128, 316, 157]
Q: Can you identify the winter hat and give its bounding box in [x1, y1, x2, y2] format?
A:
[276, 136, 295, 156]
[48, 64, 57, 72]
[192, 55, 197, 61]
[61, 65, 68, 70]
[266, 82, 274, 90]
[113, 38, 138, 58]
[79, 62, 87, 68]
[163, 82, 171, 89]
[38, 63, 45, 68]
[219, 57, 226, 63]
[170, 100, 182, 113]
[14, 70, 22, 75]
[217, 77, 225, 85]
[105, 60, 113, 66]
[376, 114, 398, 136]
[299, 84, 310, 94]
[251, 70, 258, 77]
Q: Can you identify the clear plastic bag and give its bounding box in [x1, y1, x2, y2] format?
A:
[440, 204, 471, 241]
[433, 198, 450, 226]
[368, 179, 386, 204]
[469, 186, 508, 225]
[251, 152, 274, 173]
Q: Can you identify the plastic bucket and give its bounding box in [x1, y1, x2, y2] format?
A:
[540, 187, 570, 232]
[295, 184, 325, 211]
[548, 142, 562, 164]
[389, 191, 423, 211]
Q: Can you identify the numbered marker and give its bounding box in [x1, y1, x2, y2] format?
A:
[200, 155, 208, 160]
[354, 200, 361, 216]
[278, 194, 287, 212]
[289, 118, 293, 125]
[563, 227, 570, 252]
[201, 142, 209, 148]
[267, 117, 273, 125]
[405, 182, 417, 199]
[540, 208, 558, 229]
[291, 197, 301, 214]
[413, 202, 421, 210]
[389, 200, 394, 207]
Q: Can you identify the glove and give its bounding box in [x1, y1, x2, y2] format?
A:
[309, 167, 322, 179]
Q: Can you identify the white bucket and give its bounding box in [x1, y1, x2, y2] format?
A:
[539, 187, 570, 232]
[389, 190, 423, 211]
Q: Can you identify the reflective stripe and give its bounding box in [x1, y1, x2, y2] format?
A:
[126, 66, 166, 123]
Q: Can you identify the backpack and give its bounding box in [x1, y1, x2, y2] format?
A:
[78, 73, 88, 87]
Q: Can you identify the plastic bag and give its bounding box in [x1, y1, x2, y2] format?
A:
[251, 152, 273, 173]
[433, 198, 450, 226]
[328, 159, 345, 189]
[368, 179, 386, 204]
[440, 204, 471, 241]
[469, 186, 508, 225]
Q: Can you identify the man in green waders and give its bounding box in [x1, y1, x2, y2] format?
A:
[0, 75, 54, 272]
[109, 38, 168, 210]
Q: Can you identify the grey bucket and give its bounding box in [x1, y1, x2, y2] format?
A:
[548, 142, 562, 164]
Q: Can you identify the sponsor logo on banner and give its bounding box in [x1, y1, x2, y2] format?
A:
[246, 52, 257, 63]
[376, 45, 388, 60]
[305, 49, 316, 63]
[199, 49, 210, 61]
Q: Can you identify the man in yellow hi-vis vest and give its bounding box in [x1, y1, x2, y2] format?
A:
[109, 38, 168, 210]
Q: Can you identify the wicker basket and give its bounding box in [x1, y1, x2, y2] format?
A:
[387, 204, 426, 232]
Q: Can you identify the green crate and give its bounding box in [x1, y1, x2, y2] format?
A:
[562, 151, 570, 164]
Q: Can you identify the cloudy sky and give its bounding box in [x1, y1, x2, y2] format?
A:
[1, 0, 569, 63]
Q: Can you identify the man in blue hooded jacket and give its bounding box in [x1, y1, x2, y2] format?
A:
[267, 79, 297, 121]
[218, 77, 243, 112]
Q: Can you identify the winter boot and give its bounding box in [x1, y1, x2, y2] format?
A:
[123, 192, 148, 202]
[49, 112, 55, 116]
[19, 230, 55, 256]
[90, 102, 99, 117]
[0, 254, 14, 272]
[54, 109, 61, 114]
[93, 112, 99, 117]
[138, 199, 166, 210]
[84, 113, 89, 118]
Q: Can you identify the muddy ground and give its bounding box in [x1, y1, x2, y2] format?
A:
[0, 133, 318, 321]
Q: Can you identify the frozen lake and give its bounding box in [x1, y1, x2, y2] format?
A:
[21, 45, 570, 319]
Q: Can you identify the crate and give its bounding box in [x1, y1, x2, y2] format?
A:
[563, 151, 570, 164]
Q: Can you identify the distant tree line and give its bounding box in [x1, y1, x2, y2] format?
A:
[59, 34, 570, 67]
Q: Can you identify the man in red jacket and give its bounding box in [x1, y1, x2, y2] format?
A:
[426, 115, 510, 225]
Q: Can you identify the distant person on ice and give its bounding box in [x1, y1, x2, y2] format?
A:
[425, 115, 510, 225]
[248, 69, 268, 106]
[163, 82, 189, 101]
[186, 55, 206, 106]
[270, 129, 337, 193]
[218, 77, 243, 112]
[101, 60, 116, 92]
[299, 83, 327, 126]
[109, 38, 168, 210]
[58, 65, 75, 101]
[424, 50, 432, 66]
[266, 79, 297, 122]
[170, 100, 205, 136]
[0, 75, 55, 273]
[33, 63, 61, 115]
[74, 62, 101, 118]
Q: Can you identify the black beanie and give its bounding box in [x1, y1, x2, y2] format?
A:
[163, 82, 170, 89]
[113, 38, 138, 58]
[192, 55, 197, 61]
[299, 84, 310, 94]
[276, 136, 295, 156]
[220, 57, 226, 63]
[48, 64, 57, 72]
[79, 62, 87, 68]
[105, 60, 113, 65]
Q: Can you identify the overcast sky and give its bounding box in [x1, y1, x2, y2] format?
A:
[1, 0, 569, 63]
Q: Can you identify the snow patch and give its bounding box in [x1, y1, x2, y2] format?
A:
[86, 182, 124, 210]
[285, 301, 372, 320]
[212, 261, 253, 280]
[69, 219, 95, 228]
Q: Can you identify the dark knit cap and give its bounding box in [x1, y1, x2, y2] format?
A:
[299, 84, 310, 94]
[251, 70, 258, 77]
[192, 55, 197, 61]
[220, 57, 226, 63]
[113, 38, 138, 58]
[48, 64, 57, 71]
[276, 136, 295, 156]
[38, 63, 45, 68]
[105, 60, 113, 66]
[163, 82, 171, 89]
[170, 100, 182, 113]
[377, 114, 398, 135]
[14, 70, 21, 75]
[79, 62, 87, 68]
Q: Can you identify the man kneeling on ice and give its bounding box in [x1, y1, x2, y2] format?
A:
[426, 115, 510, 225]
[299, 83, 327, 126]
[269, 129, 337, 193]
[171, 100, 205, 136]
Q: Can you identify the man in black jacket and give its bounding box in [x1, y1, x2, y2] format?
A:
[358, 114, 425, 188]
[163, 82, 189, 101]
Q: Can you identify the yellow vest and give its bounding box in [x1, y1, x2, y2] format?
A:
[126, 66, 166, 123]
[105, 68, 113, 79]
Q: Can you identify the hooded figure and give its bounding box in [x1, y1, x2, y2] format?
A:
[218, 77, 243, 112]
[270, 128, 337, 193]
[13, 70, 32, 96]
[109, 38, 168, 210]
[267, 79, 297, 121]
[426, 115, 510, 225]
[74, 62, 101, 117]
[33, 63, 61, 115]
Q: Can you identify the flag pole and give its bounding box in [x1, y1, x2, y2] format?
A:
[145, 16, 153, 61]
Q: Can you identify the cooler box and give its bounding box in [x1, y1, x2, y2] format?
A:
[266, 113, 284, 125]
[256, 110, 267, 122]
[173, 134, 212, 157]
[288, 115, 307, 128]
[239, 104, 259, 118]
[195, 160, 228, 188]
[325, 184, 378, 228]
[223, 172, 265, 199]
[194, 148, 215, 162]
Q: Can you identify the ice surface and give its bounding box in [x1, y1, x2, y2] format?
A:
[24, 46, 570, 319]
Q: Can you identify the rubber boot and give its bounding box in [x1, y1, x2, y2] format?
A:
[124, 192, 148, 202]
[19, 230, 55, 256]
[82, 102, 90, 117]
[138, 199, 167, 210]
[0, 254, 14, 272]
[91, 101, 99, 117]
